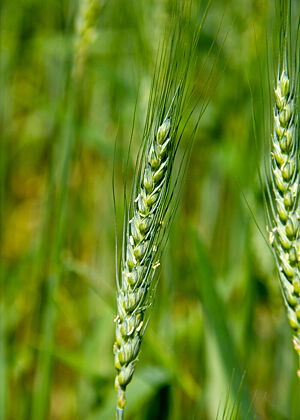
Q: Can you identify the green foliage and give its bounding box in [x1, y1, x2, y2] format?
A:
[0, 0, 300, 419]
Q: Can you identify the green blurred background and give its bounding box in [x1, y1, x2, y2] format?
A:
[0, 0, 300, 419]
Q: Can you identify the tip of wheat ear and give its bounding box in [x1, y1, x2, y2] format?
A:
[114, 118, 172, 409]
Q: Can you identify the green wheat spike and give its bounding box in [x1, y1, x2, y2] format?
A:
[113, 1, 212, 418]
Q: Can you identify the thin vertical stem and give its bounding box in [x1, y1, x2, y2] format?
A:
[0, 1, 7, 418]
[116, 407, 124, 420]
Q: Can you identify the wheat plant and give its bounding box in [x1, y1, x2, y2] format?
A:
[113, 2, 212, 418]
[266, 0, 300, 371]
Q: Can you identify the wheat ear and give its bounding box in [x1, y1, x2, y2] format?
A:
[114, 118, 172, 413]
[267, 1, 300, 367]
[113, 2, 212, 418]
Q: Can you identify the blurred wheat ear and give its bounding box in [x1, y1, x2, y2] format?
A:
[73, 0, 105, 79]
[113, 1, 213, 418]
[266, 0, 300, 373]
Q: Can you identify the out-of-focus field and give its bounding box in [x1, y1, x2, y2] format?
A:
[0, 0, 299, 419]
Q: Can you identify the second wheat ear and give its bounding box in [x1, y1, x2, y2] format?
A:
[266, 1, 300, 371]
[113, 1, 214, 418]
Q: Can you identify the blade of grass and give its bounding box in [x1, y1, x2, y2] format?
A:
[0, 2, 8, 418]
[31, 86, 77, 420]
[190, 226, 255, 419]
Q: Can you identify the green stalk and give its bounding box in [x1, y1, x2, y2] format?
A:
[0, 2, 8, 418]
[0, 316, 6, 420]
[116, 408, 124, 420]
[31, 85, 77, 419]
[31, 0, 103, 415]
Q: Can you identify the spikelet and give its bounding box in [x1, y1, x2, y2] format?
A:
[113, 2, 212, 418]
[267, 1, 300, 369]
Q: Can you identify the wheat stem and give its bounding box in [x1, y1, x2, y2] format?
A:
[116, 407, 124, 420]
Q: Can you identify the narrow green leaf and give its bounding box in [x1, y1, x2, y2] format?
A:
[190, 227, 255, 419]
